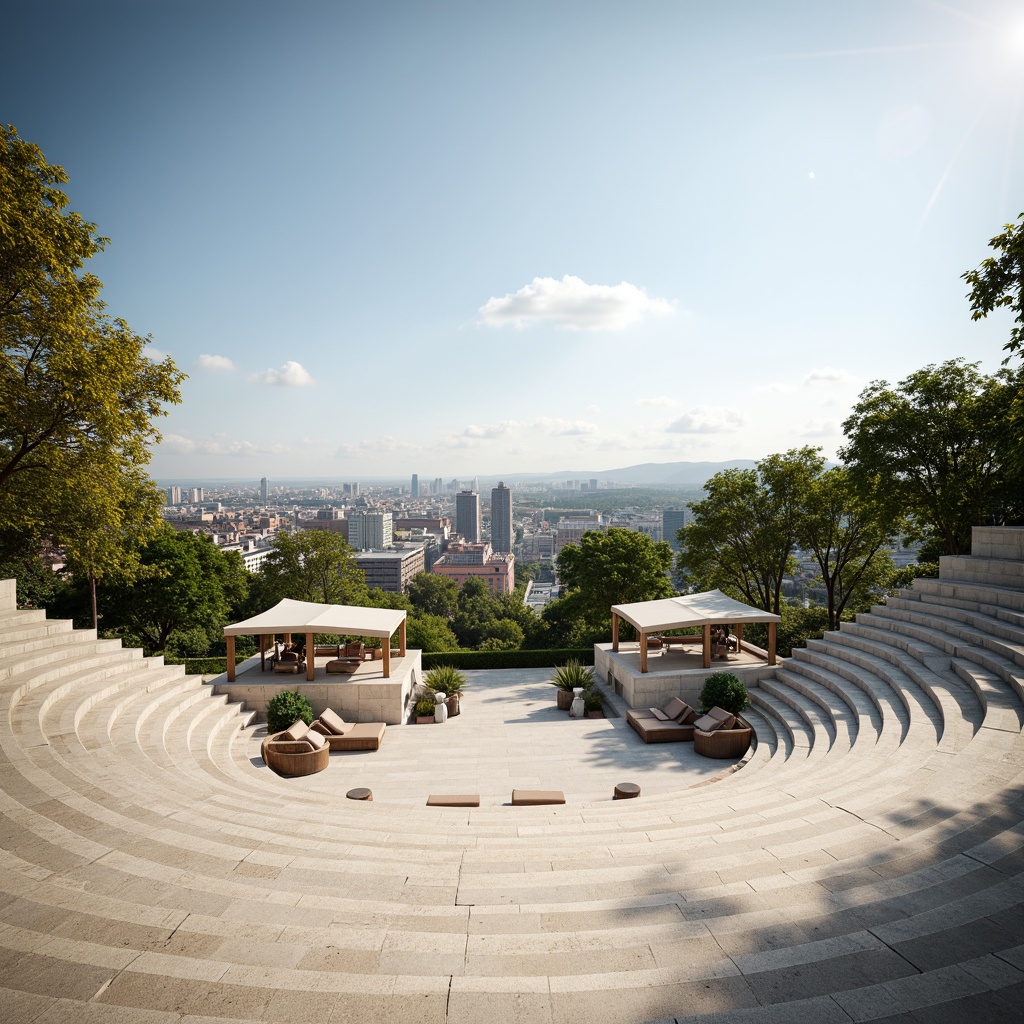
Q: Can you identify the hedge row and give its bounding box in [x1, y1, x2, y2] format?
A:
[422, 648, 594, 671]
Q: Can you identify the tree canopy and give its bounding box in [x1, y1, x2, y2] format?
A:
[839, 359, 1022, 556]
[678, 448, 823, 614]
[255, 529, 368, 607]
[0, 124, 183, 584]
[963, 212, 1024, 360]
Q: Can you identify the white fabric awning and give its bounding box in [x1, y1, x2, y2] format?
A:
[612, 590, 781, 634]
[223, 598, 405, 639]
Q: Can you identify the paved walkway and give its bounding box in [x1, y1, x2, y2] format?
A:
[249, 668, 731, 805]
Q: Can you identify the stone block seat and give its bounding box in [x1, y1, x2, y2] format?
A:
[0, 527, 1023, 1024]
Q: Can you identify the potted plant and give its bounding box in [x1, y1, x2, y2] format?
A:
[414, 696, 436, 723]
[583, 686, 606, 718]
[426, 664, 467, 716]
[699, 672, 750, 716]
[551, 659, 593, 710]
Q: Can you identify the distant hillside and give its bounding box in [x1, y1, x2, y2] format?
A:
[500, 460, 759, 488]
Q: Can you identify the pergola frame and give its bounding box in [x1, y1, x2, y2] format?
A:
[223, 599, 407, 681]
[610, 590, 781, 673]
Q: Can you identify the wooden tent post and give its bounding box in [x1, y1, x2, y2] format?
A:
[383, 642, 391, 679]
[703, 623, 712, 669]
[768, 621, 777, 665]
[306, 632, 315, 680]
[399, 618, 407, 656]
[640, 632, 648, 674]
[226, 635, 236, 682]
[612, 613, 620, 652]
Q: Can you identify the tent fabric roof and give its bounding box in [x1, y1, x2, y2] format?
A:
[223, 598, 405, 639]
[612, 590, 781, 633]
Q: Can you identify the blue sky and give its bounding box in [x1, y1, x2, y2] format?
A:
[5, 0, 1022, 481]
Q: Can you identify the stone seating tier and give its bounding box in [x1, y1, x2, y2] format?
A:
[0, 525, 1022, 1022]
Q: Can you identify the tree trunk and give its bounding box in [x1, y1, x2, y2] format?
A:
[89, 570, 98, 632]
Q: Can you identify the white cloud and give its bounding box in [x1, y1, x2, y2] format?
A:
[797, 419, 838, 438]
[752, 381, 792, 395]
[250, 361, 313, 387]
[143, 345, 167, 360]
[802, 366, 855, 386]
[334, 436, 421, 458]
[533, 417, 600, 436]
[461, 421, 519, 439]
[636, 395, 678, 408]
[478, 275, 675, 331]
[196, 354, 235, 372]
[666, 406, 745, 434]
[160, 433, 289, 456]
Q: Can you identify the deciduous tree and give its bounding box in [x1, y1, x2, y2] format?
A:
[963, 212, 1024, 359]
[257, 529, 368, 606]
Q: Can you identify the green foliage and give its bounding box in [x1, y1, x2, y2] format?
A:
[99, 527, 248, 654]
[415, 696, 436, 717]
[551, 658, 594, 691]
[582, 687, 605, 712]
[679, 448, 823, 615]
[556, 528, 674, 635]
[266, 690, 314, 733]
[699, 672, 749, 715]
[745, 605, 831, 658]
[0, 125, 184, 605]
[963, 212, 1024, 359]
[887, 562, 940, 591]
[422, 648, 594, 671]
[840, 359, 1022, 556]
[256, 529, 368, 606]
[365, 588, 413, 611]
[425, 664, 467, 696]
[405, 613, 460, 653]
[164, 626, 211, 660]
[407, 573, 459, 618]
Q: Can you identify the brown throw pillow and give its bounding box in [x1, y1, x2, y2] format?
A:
[693, 713, 724, 732]
[649, 708, 670, 721]
[661, 696, 688, 720]
[707, 707, 736, 729]
[319, 708, 347, 735]
[304, 728, 326, 750]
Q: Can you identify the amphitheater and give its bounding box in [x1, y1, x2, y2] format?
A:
[1, 525, 1023, 1024]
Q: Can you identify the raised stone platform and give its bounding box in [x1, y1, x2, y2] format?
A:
[211, 649, 423, 724]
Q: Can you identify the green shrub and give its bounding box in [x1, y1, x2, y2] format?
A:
[551, 659, 594, 691]
[415, 696, 436, 717]
[266, 690, 314, 733]
[425, 664, 467, 696]
[582, 686, 605, 712]
[699, 672, 749, 716]
[421, 648, 593, 671]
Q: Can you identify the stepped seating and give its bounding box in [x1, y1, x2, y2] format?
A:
[0, 529, 1023, 1024]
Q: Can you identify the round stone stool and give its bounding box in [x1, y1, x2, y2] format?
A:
[613, 782, 641, 800]
[346, 787, 373, 802]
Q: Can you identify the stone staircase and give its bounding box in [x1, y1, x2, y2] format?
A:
[0, 527, 1023, 1024]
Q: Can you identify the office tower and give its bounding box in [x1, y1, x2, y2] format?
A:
[189, 487, 203, 503]
[411, 474, 419, 498]
[662, 508, 689, 551]
[434, 477, 443, 495]
[455, 490, 481, 542]
[260, 477, 268, 501]
[165, 486, 181, 505]
[472, 477, 479, 493]
[490, 481, 512, 553]
[348, 510, 393, 550]
[590, 478, 598, 492]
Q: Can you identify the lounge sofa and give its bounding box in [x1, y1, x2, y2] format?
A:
[693, 706, 753, 759]
[627, 696, 699, 743]
[261, 719, 329, 776]
[272, 651, 306, 674]
[311, 707, 386, 751]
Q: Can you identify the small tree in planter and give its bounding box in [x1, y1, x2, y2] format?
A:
[426, 664, 467, 716]
[699, 672, 749, 717]
[266, 690, 314, 734]
[414, 696, 436, 723]
[551, 659, 593, 710]
[582, 686, 606, 718]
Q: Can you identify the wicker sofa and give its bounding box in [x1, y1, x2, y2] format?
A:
[626, 696, 699, 743]
[260, 719, 330, 776]
[693, 708, 753, 759]
[310, 708, 386, 751]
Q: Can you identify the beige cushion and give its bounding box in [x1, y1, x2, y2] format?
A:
[661, 697, 690, 721]
[649, 708, 669, 721]
[283, 719, 309, 741]
[304, 728, 326, 750]
[319, 708, 347, 735]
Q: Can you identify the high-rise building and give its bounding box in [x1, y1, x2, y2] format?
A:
[348, 510, 393, 550]
[490, 482, 512, 554]
[189, 487, 203, 503]
[411, 474, 419, 498]
[165, 486, 181, 505]
[260, 477, 268, 501]
[662, 508, 689, 551]
[455, 490, 481, 542]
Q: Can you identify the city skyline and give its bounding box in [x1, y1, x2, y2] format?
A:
[4, 1, 1019, 479]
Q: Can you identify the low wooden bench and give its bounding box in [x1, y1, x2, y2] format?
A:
[426, 794, 480, 807]
[511, 789, 565, 805]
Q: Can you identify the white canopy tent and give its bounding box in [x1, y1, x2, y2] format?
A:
[223, 598, 407, 681]
[610, 590, 782, 673]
